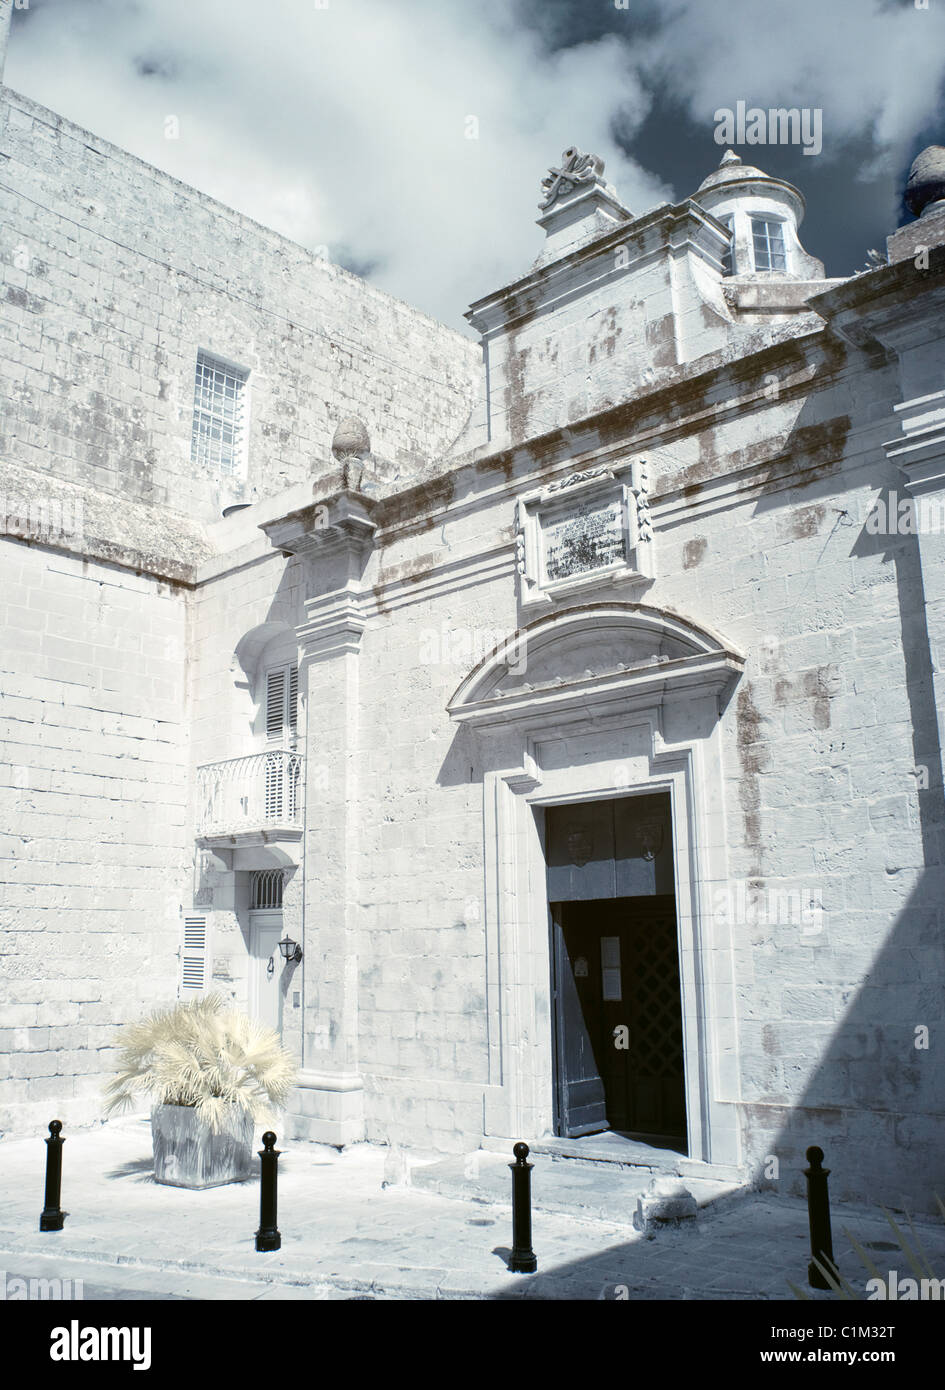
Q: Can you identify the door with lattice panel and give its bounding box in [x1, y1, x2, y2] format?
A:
[554, 895, 687, 1151]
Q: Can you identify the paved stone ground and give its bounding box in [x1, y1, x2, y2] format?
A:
[1, 1118, 943, 1301]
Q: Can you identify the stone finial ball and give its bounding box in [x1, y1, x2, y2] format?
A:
[513, 1141, 530, 1162]
[331, 414, 370, 458]
[905, 145, 945, 218]
[48, 1120, 62, 1136]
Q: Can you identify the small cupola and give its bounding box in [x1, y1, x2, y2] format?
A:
[905, 144, 945, 221]
[692, 150, 824, 279]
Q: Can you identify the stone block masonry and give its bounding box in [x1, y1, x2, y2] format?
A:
[0, 539, 189, 1135]
[0, 88, 482, 524]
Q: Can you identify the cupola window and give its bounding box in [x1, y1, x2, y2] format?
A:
[750, 217, 787, 272]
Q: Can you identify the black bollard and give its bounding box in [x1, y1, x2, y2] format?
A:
[805, 1145, 838, 1289]
[255, 1131, 282, 1252]
[39, 1120, 66, 1232]
[508, 1141, 537, 1273]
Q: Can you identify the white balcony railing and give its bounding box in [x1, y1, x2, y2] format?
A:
[195, 751, 304, 839]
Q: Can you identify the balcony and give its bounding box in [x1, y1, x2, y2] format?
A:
[195, 750, 304, 849]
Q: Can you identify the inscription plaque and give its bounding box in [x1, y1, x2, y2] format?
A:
[543, 497, 625, 582]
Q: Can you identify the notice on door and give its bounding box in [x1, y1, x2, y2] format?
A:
[601, 935, 622, 1001]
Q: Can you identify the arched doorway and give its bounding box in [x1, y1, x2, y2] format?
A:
[447, 601, 745, 1167]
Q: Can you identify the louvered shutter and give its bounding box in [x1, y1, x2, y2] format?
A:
[289, 666, 298, 734]
[263, 663, 298, 820]
[266, 668, 286, 743]
[180, 916, 208, 995]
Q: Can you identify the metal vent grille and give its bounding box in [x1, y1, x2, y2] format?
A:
[250, 869, 284, 910]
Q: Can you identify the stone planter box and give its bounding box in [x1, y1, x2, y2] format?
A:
[151, 1103, 254, 1188]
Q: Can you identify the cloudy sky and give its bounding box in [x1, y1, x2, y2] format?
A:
[6, 0, 945, 331]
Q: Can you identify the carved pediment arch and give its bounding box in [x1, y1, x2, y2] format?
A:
[446, 602, 744, 730]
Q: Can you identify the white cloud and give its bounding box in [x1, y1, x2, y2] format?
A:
[6, 0, 944, 326]
[5, 0, 671, 327]
[638, 0, 945, 161]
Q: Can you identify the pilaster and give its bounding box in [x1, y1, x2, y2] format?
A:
[261, 489, 376, 1144]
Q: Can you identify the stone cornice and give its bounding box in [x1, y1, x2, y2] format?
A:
[465, 199, 730, 336]
[807, 246, 945, 354]
[0, 457, 211, 585]
[260, 490, 376, 559]
[888, 389, 945, 491]
[371, 324, 846, 543]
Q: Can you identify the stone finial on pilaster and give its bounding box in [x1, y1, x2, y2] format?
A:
[330, 414, 371, 490]
[331, 414, 370, 461]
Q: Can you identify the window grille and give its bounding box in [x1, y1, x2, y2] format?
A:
[750, 217, 787, 272]
[180, 915, 208, 994]
[191, 350, 248, 477]
[250, 869, 284, 910]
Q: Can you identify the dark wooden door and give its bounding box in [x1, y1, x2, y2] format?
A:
[551, 895, 687, 1149]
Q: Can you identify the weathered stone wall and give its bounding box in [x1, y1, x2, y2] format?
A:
[330, 319, 945, 1202]
[0, 88, 482, 524]
[0, 538, 190, 1135]
[3, 75, 944, 1214]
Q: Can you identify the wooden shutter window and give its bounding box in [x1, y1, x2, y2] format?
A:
[289, 666, 298, 733]
[266, 668, 286, 743]
[181, 916, 208, 995]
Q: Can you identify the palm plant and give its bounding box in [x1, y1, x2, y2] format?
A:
[103, 994, 297, 1133]
[790, 1196, 945, 1300]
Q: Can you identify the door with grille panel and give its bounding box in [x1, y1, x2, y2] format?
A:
[552, 894, 687, 1151]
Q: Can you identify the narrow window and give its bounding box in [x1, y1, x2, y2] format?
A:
[750, 217, 787, 272]
[265, 664, 298, 745]
[191, 350, 248, 477]
[263, 663, 300, 823]
[718, 215, 734, 275]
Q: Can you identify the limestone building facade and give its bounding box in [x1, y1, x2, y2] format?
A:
[3, 76, 945, 1211]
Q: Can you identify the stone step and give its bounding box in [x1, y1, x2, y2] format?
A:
[529, 1134, 747, 1185]
[406, 1149, 749, 1231]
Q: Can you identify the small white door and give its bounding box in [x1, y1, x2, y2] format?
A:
[250, 911, 284, 1036]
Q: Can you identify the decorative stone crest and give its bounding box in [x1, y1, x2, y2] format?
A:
[514, 459, 655, 609]
[539, 146, 606, 211]
[545, 465, 612, 493]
